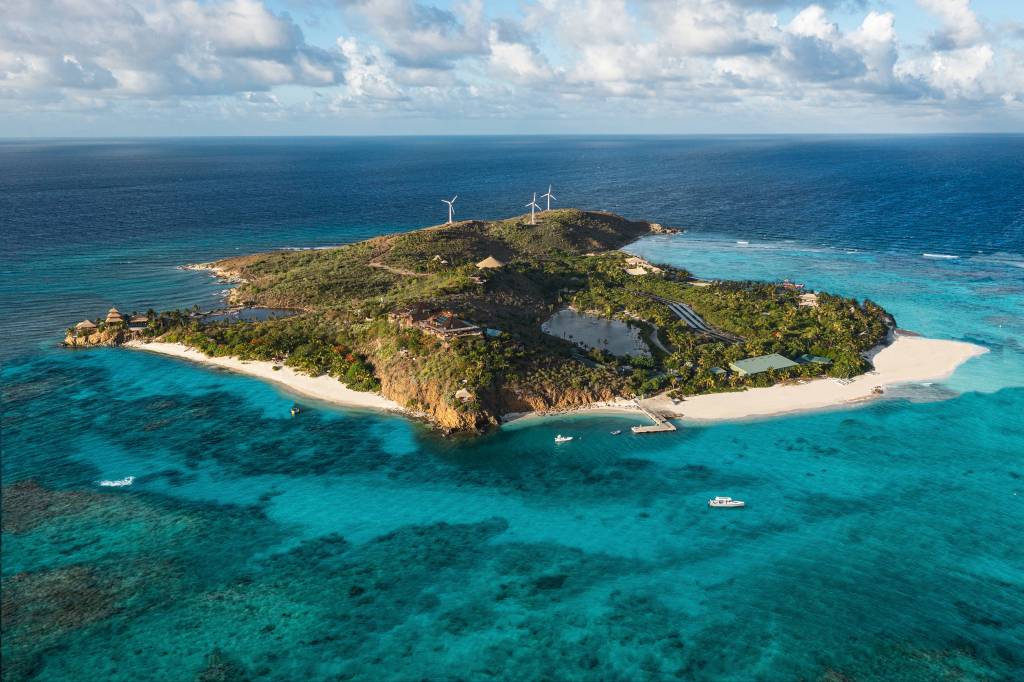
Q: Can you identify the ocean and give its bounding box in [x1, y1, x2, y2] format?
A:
[2, 136, 1022, 681]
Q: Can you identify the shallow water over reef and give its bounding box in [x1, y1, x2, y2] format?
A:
[3, 137, 1023, 681]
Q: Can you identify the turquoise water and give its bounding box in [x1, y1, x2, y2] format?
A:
[3, 138, 1023, 681]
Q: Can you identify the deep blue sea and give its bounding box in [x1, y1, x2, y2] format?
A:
[2, 137, 1023, 681]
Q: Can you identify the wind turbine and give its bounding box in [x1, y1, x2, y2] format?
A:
[526, 192, 541, 225]
[442, 195, 457, 224]
[542, 184, 556, 211]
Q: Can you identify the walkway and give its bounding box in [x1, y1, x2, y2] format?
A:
[633, 291, 741, 344]
[630, 400, 678, 433]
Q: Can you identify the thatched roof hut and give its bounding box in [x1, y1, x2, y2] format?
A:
[105, 307, 124, 324]
[454, 388, 474, 403]
[129, 314, 150, 324]
[75, 320, 98, 332]
[476, 256, 504, 269]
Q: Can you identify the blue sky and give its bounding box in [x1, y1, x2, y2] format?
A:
[2, 0, 1022, 136]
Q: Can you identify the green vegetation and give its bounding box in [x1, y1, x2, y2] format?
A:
[142, 210, 892, 432]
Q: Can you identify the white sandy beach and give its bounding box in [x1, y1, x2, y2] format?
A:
[644, 334, 987, 423]
[127, 334, 985, 427]
[125, 341, 405, 413]
[505, 334, 987, 426]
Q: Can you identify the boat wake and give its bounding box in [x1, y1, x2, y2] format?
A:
[98, 476, 135, 488]
[922, 253, 959, 260]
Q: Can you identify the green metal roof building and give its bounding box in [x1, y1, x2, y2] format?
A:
[729, 353, 799, 376]
[796, 353, 832, 365]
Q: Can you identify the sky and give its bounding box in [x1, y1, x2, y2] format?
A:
[1, 0, 1022, 136]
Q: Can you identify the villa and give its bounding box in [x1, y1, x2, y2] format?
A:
[796, 353, 832, 366]
[476, 256, 505, 269]
[419, 311, 483, 339]
[128, 314, 150, 331]
[623, 256, 662, 276]
[729, 353, 799, 376]
[105, 307, 124, 326]
[798, 292, 819, 307]
[75, 319, 98, 334]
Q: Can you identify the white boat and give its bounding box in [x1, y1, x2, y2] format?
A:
[708, 496, 744, 508]
[98, 476, 135, 488]
[610, 430, 622, 435]
[554, 435, 573, 443]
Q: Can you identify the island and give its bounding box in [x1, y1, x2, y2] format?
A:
[64, 209, 986, 433]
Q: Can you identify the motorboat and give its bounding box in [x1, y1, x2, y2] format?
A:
[610, 430, 622, 436]
[708, 496, 744, 508]
[290, 405, 301, 417]
[554, 435, 573, 443]
[99, 476, 135, 488]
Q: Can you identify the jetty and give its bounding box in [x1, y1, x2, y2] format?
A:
[630, 401, 677, 434]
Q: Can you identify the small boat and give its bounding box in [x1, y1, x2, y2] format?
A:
[554, 435, 573, 443]
[708, 496, 744, 508]
[610, 430, 622, 436]
[290, 405, 301, 417]
[98, 476, 135, 488]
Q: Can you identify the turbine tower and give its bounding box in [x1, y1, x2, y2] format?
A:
[526, 192, 541, 225]
[442, 195, 457, 224]
[542, 184, 556, 211]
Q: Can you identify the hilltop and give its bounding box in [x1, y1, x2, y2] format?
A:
[71, 209, 893, 433]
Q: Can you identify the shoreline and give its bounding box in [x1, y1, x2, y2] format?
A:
[125, 334, 986, 431]
[508, 334, 987, 427]
[124, 341, 406, 415]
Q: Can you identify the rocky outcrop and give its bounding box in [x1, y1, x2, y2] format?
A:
[648, 223, 682, 234]
[373, 357, 497, 433]
[63, 328, 127, 348]
[496, 382, 623, 416]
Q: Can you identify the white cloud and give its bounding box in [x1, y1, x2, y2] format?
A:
[338, 0, 489, 69]
[918, 0, 984, 49]
[0, 0, 345, 105]
[1, 0, 1020, 130]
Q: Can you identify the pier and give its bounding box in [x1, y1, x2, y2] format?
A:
[630, 401, 678, 434]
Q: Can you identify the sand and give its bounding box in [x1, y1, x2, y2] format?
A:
[506, 335, 987, 426]
[127, 334, 986, 428]
[125, 341, 405, 414]
[641, 334, 987, 423]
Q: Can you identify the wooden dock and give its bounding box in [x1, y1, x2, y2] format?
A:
[630, 403, 678, 434]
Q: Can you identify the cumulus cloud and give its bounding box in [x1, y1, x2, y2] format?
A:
[918, 0, 985, 49]
[338, 0, 488, 69]
[0, 0, 1020, 129]
[0, 0, 345, 105]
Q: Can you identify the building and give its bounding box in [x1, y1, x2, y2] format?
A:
[729, 353, 798, 376]
[417, 310, 483, 339]
[624, 256, 662, 275]
[476, 256, 505, 269]
[105, 307, 124, 326]
[454, 388, 474, 403]
[796, 353, 832, 366]
[389, 303, 431, 325]
[798, 292, 819, 308]
[128, 314, 150, 331]
[75, 319, 98, 334]
[781, 279, 805, 291]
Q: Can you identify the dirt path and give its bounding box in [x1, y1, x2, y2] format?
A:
[368, 260, 430, 278]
